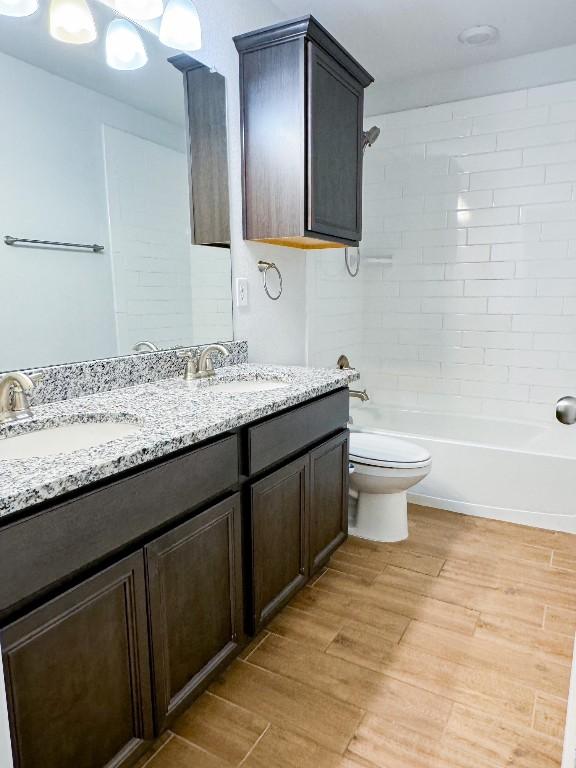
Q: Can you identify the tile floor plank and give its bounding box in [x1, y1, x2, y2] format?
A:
[171, 692, 269, 765]
[314, 568, 480, 635]
[242, 725, 372, 768]
[474, 613, 573, 664]
[533, 694, 568, 741]
[209, 660, 363, 753]
[544, 606, 576, 637]
[402, 620, 570, 698]
[247, 632, 453, 739]
[265, 605, 345, 650]
[137, 506, 574, 768]
[289, 585, 410, 642]
[143, 735, 232, 768]
[326, 620, 535, 727]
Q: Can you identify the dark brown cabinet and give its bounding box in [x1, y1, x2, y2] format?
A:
[1, 553, 153, 768]
[146, 495, 243, 730]
[170, 54, 231, 247]
[234, 16, 373, 250]
[249, 456, 309, 632]
[0, 389, 350, 768]
[309, 431, 349, 574]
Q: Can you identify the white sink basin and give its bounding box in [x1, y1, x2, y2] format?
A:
[0, 421, 141, 460]
[205, 380, 289, 394]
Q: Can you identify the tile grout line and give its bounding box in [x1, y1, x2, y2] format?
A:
[241, 631, 271, 662]
[138, 732, 174, 768]
[237, 723, 271, 767]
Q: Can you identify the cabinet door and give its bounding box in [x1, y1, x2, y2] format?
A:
[146, 495, 243, 730]
[307, 42, 364, 244]
[309, 431, 349, 574]
[1, 553, 152, 768]
[250, 456, 308, 632]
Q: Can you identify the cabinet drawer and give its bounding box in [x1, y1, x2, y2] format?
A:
[0, 435, 238, 618]
[247, 388, 349, 475]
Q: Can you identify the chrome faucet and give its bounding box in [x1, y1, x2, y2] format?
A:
[198, 344, 230, 378]
[133, 340, 159, 353]
[177, 344, 231, 381]
[0, 371, 41, 425]
[349, 388, 369, 402]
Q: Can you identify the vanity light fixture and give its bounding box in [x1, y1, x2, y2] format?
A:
[114, 0, 163, 21]
[49, 0, 97, 44]
[106, 18, 147, 69]
[159, 0, 201, 51]
[0, 0, 38, 17]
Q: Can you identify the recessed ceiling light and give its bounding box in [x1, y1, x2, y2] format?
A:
[458, 25, 500, 46]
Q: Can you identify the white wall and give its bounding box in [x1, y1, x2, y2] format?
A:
[0, 50, 185, 371]
[309, 82, 576, 423]
[366, 43, 576, 116]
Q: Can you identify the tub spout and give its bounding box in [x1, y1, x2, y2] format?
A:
[350, 388, 369, 402]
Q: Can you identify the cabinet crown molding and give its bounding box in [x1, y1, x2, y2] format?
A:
[233, 14, 374, 88]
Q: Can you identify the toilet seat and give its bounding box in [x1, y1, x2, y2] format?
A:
[350, 431, 431, 470]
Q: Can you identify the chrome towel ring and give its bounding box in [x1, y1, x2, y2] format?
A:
[345, 247, 360, 277]
[257, 260, 283, 300]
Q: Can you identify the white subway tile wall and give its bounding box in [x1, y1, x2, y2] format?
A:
[307, 82, 576, 422]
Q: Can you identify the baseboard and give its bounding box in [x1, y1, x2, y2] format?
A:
[408, 492, 576, 534]
[563, 634, 576, 768]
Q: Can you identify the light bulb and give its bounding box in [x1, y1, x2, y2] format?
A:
[159, 0, 201, 51]
[49, 0, 96, 44]
[0, 0, 38, 17]
[114, 0, 163, 21]
[106, 18, 147, 70]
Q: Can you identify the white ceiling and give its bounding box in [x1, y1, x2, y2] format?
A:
[272, 0, 576, 105]
[0, 0, 185, 124]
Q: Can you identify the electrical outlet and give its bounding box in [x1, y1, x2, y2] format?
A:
[235, 277, 249, 307]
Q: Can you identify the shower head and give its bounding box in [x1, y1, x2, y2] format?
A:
[362, 125, 380, 151]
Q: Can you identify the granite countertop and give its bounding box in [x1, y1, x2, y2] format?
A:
[0, 364, 358, 518]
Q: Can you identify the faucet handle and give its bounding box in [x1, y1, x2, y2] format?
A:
[177, 349, 199, 381]
[29, 372, 43, 386]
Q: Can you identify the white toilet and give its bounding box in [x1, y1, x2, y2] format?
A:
[349, 431, 432, 542]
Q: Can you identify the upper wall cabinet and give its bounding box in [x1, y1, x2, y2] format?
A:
[170, 54, 231, 247]
[234, 16, 374, 250]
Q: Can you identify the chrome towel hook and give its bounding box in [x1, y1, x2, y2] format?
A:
[257, 260, 283, 300]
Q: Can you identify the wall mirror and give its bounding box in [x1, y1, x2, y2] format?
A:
[0, 0, 233, 372]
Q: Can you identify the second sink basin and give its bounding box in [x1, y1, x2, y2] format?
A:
[0, 421, 142, 460]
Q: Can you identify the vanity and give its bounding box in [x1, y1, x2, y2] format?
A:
[0, 2, 372, 764]
[0, 360, 354, 768]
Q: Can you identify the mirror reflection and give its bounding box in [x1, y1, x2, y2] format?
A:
[0, 0, 233, 372]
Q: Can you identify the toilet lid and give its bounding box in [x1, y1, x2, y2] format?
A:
[350, 432, 431, 468]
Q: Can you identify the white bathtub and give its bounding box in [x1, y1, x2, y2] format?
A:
[350, 404, 576, 533]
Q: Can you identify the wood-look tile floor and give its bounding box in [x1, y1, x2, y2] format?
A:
[139, 504, 576, 768]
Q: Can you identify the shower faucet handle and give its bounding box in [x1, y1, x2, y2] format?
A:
[556, 396, 576, 425]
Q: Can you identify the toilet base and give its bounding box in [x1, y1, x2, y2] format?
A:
[349, 490, 409, 543]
